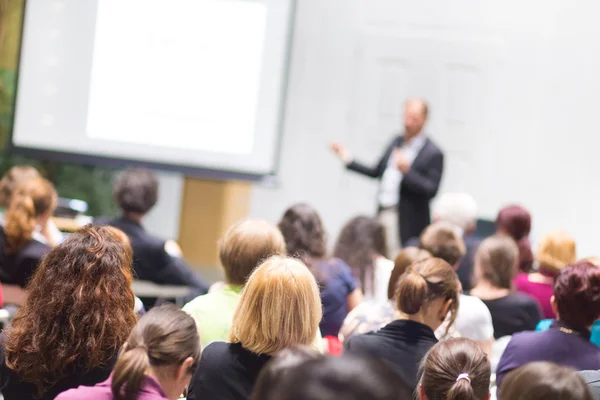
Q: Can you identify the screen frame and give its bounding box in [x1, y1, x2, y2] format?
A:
[7, 0, 297, 182]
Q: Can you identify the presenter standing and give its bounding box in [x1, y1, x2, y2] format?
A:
[330, 98, 444, 255]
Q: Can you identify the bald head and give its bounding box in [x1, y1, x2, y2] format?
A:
[404, 98, 429, 138]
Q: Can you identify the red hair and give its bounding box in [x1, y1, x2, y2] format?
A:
[553, 261, 600, 329]
[496, 205, 533, 272]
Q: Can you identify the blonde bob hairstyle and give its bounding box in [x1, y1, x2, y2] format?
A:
[536, 231, 576, 273]
[229, 255, 322, 355]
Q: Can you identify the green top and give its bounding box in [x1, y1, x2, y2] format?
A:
[183, 284, 243, 348]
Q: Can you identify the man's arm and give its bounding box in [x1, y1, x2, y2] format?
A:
[401, 150, 444, 199]
[331, 139, 397, 179]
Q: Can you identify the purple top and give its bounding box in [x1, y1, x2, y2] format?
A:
[496, 320, 600, 395]
[55, 375, 168, 400]
[514, 273, 555, 319]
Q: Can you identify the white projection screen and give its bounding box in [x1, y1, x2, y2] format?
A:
[11, 0, 295, 179]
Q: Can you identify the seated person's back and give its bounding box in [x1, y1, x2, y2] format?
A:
[0, 225, 137, 400]
[109, 168, 208, 294]
[0, 177, 56, 287]
[183, 219, 286, 348]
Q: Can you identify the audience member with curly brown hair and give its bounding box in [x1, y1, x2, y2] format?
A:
[279, 204, 362, 337]
[0, 224, 138, 400]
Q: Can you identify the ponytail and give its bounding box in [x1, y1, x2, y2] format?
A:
[4, 193, 37, 251]
[112, 346, 150, 400]
[3, 177, 56, 252]
[446, 375, 478, 400]
[397, 270, 428, 314]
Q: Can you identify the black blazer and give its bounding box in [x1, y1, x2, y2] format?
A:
[0, 227, 50, 288]
[188, 342, 271, 400]
[344, 319, 438, 398]
[347, 135, 444, 244]
[108, 217, 208, 292]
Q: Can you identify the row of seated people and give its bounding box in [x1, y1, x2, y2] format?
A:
[0, 166, 209, 310]
[0, 222, 598, 399]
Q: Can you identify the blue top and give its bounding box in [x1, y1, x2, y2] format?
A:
[317, 258, 357, 337]
[497, 320, 600, 395]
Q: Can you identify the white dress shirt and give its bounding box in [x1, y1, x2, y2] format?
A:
[378, 133, 427, 208]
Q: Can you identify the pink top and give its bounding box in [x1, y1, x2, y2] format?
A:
[55, 374, 168, 400]
[514, 273, 555, 319]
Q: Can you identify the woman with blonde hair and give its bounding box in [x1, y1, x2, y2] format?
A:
[345, 258, 461, 399]
[187, 255, 322, 400]
[56, 304, 201, 400]
[515, 231, 576, 318]
[0, 177, 57, 287]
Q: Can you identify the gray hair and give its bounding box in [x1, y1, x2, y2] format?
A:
[432, 193, 478, 233]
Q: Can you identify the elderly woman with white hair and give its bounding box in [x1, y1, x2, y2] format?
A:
[405, 192, 480, 290]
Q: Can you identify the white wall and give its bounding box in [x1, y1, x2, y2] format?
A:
[250, 0, 600, 257]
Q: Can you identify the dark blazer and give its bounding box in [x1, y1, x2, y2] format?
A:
[188, 342, 271, 400]
[344, 319, 438, 398]
[0, 338, 117, 400]
[496, 320, 600, 392]
[108, 217, 208, 293]
[347, 135, 444, 244]
[0, 227, 50, 288]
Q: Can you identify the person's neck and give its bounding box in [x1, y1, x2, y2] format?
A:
[398, 313, 438, 332]
[124, 212, 144, 223]
[471, 280, 510, 300]
[404, 130, 423, 143]
[145, 369, 177, 400]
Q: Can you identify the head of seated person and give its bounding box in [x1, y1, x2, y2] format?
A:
[501, 362, 593, 400]
[256, 355, 406, 400]
[2, 224, 137, 399]
[333, 215, 388, 297]
[0, 165, 41, 210]
[432, 193, 478, 237]
[552, 261, 600, 331]
[418, 338, 491, 400]
[419, 221, 466, 268]
[473, 235, 519, 293]
[252, 346, 321, 400]
[113, 168, 158, 221]
[496, 205, 533, 273]
[536, 231, 577, 278]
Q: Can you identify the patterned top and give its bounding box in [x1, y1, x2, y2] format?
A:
[340, 300, 399, 342]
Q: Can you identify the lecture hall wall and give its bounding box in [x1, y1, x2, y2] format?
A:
[151, 0, 600, 258]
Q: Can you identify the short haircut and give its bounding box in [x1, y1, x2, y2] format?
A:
[419, 338, 491, 400]
[397, 258, 461, 337]
[554, 261, 600, 328]
[0, 165, 40, 208]
[501, 362, 592, 400]
[229, 256, 322, 355]
[219, 219, 287, 286]
[252, 346, 321, 400]
[388, 247, 431, 300]
[432, 193, 478, 232]
[113, 168, 158, 214]
[419, 221, 466, 266]
[257, 355, 408, 400]
[536, 231, 577, 273]
[475, 235, 519, 289]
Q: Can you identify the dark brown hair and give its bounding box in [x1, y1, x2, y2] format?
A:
[0, 165, 40, 208]
[553, 261, 600, 329]
[114, 168, 159, 214]
[419, 338, 491, 400]
[387, 247, 431, 300]
[475, 235, 519, 289]
[112, 304, 201, 400]
[4, 225, 137, 398]
[496, 205, 533, 272]
[252, 346, 321, 400]
[219, 219, 287, 286]
[4, 177, 57, 251]
[500, 362, 592, 400]
[333, 216, 387, 296]
[419, 222, 466, 267]
[397, 258, 461, 336]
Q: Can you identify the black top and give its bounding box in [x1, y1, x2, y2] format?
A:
[347, 135, 444, 244]
[188, 342, 271, 400]
[108, 217, 208, 292]
[0, 339, 117, 400]
[344, 319, 438, 398]
[0, 227, 50, 288]
[480, 293, 542, 338]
